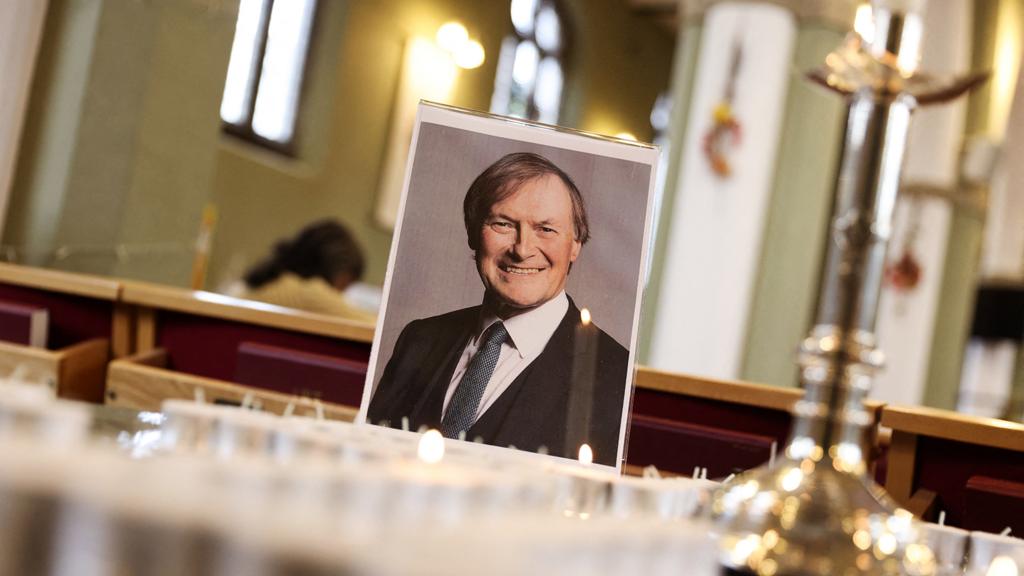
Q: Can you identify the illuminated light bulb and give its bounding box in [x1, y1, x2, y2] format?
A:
[407, 37, 458, 98]
[988, 556, 1020, 576]
[615, 132, 638, 141]
[578, 443, 593, 466]
[580, 308, 592, 325]
[436, 21, 469, 52]
[854, 3, 874, 44]
[454, 39, 486, 69]
[417, 429, 445, 464]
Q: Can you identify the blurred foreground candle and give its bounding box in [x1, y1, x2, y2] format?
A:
[578, 443, 593, 466]
[920, 523, 969, 576]
[968, 531, 1024, 576]
[986, 557, 1020, 576]
[417, 429, 445, 464]
[566, 308, 598, 459]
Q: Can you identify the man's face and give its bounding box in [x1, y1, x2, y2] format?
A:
[476, 174, 582, 315]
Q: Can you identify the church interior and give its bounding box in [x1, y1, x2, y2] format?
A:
[0, 0, 1022, 574]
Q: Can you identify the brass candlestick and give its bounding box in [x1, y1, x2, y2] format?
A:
[710, 2, 986, 575]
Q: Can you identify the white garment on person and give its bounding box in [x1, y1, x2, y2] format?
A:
[442, 291, 568, 422]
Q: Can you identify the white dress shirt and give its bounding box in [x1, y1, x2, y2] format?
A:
[442, 291, 569, 422]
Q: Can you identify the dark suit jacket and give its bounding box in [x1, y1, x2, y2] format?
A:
[367, 298, 629, 466]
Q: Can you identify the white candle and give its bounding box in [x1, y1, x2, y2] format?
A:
[567, 308, 599, 459]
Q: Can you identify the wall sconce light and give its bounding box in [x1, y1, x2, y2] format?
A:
[436, 21, 486, 70]
[854, 3, 874, 44]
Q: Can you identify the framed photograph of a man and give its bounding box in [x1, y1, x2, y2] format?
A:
[358, 102, 659, 471]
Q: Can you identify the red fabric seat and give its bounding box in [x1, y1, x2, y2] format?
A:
[626, 413, 777, 477]
[963, 475, 1024, 534]
[233, 341, 368, 407]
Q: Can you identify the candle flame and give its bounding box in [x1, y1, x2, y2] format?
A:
[987, 556, 1019, 576]
[418, 429, 445, 464]
[578, 443, 593, 466]
[580, 308, 592, 325]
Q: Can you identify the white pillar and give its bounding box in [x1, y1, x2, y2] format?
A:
[983, 61, 1024, 281]
[956, 10, 1024, 415]
[0, 0, 49, 239]
[648, 2, 796, 378]
[871, 0, 971, 407]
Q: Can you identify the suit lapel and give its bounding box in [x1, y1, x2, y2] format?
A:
[406, 310, 476, 427]
[469, 301, 577, 451]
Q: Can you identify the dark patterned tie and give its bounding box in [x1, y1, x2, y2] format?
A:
[440, 322, 508, 439]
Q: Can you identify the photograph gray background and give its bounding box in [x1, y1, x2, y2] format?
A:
[372, 121, 652, 391]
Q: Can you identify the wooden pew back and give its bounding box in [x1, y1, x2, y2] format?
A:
[883, 404, 1024, 531]
[0, 263, 122, 400]
[122, 281, 374, 383]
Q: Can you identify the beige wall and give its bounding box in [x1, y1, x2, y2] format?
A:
[5, 0, 673, 289]
[207, 0, 674, 288]
[4, 0, 235, 285]
[0, 0, 49, 239]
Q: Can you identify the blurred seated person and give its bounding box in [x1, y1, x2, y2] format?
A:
[239, 220, 377, 323]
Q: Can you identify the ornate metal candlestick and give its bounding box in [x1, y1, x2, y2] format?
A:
[710, 1, 986, 575]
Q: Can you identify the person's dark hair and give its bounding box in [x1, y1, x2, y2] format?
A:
[463, 152, 589, 251]
[244, 219, 365, 289]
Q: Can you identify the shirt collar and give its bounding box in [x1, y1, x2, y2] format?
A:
[477, 291, 569, 359]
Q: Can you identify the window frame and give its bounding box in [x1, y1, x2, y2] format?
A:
[221, 0, 322, 157]
[496, 0, 572, 123]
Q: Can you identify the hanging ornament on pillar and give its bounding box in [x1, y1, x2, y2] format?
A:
[703, 35, 744, 177]
[885, 196, 924, 295]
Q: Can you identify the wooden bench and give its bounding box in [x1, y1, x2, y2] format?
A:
[883, 404, 1024, 531]
[105, 348, 359, 421]
[102, 280, 374, 419]
[0, 263, 125, 401]
[119, 280, 373, 387]
[234, 341, 368, 406]
[628, 367, 887, 478]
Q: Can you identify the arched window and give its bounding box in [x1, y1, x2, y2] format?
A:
[220, 0, 318, 154]
[490, 0, 569, 124]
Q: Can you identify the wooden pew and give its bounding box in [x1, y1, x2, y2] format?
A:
[882, 404, 1024, 531]
[234, 341, 367, 406]
[628, 368, 798, 477]
[629, 367, 886, 479]
[102, 281, 830, 473]
[106, 348, 358, 421]
[0, 263, 124, 401]
[106, 281, 373, 415]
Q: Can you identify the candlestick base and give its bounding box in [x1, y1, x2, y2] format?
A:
[710, 457, 937, 576]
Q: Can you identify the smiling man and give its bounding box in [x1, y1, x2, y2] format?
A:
[367, 152, 629, 465]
